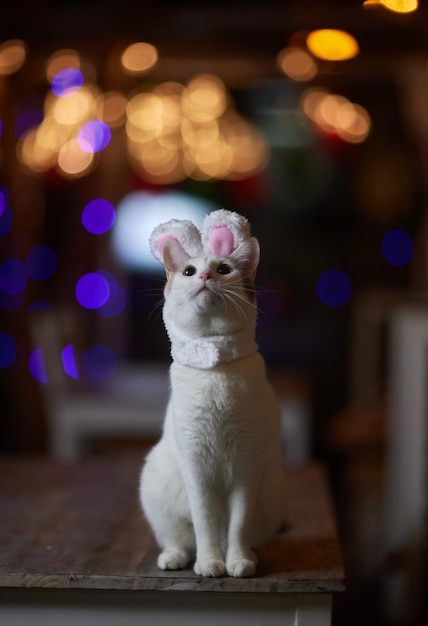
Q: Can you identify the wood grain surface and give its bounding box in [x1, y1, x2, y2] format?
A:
[0, 455, 345, 594]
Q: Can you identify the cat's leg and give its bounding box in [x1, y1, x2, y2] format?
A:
[140, 444, 195, 570]
[179, 465, 225, 577]
[225, 484, 258, 577]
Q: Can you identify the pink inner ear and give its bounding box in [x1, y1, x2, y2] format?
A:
[157, 234, 179, 258]
[210, 226, 234, 256]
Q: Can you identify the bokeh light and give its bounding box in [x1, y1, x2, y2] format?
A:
[26, 245, 58, 280]
[96, 91, 127, 128]
[0, 259, 29, 295]
[83, 345, 117, 381]
[316, 270, 352, 307]
[112, 190, 215, 270]
[78, 120, 111, 152]
[277, 47, 318, 82]
[75, 272, 110, 309]
[61, 344, 79, 379]
[57, 138, 95, 177]
[82, 198, 116, 234]
[46, 49, 81, 82]
[300, 87, 371, 144]
[14, 109, 44, 140]
[29, 348, 48, 383]
[0, 333, 16, 368]
[377, 0, 418, 12]
[96, 271, 127, 318]
[51, 68, 84, 97]
[0, 39, 26, 75]
[381, 229, 414, 266]
[121, 42, 158, 74]
[0, 201, 13, 236]
[306, 29, 359, 61]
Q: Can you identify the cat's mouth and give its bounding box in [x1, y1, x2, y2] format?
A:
[193, 284, 219, 303]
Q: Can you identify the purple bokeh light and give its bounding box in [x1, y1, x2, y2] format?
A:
[75, 272, 110, 309]
[62, 343, 79, 379]
[83, 345, 117, 381]
[316, 269, 352, 307]
[0, 259, 29, 295]
[381, 229, 414, 267]
[94, 270, 127, 318]
[82, 199, 116, 234]
[51, 68, 84, 97]
[14, 109, 44, 139]
[78, 120, 111, 153]
[26, 245, 58, 280]
[0, 333, 16, 368]
[29, 348, 48, 383]
[0, 203, 13, 236]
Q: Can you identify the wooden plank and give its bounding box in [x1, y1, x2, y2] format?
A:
[0, 455, 345, 594]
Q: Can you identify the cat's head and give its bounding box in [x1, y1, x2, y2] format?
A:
[150, 209, 260, 336]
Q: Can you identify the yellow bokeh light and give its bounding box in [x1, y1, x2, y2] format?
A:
[52, 88, 95, 125]
[46, 49, 80, 82]
[277, 47, 317, 82]
[17, 129, 57, 173]
[306, 29, 359, 61]
[57, 138, 94, 177]
[182, 74, 227, 123]
[121, 42, 158, 74]
[377, 0, 418, 12]
[96, 91, 127, 128]
[299, 87, 371, 144]
[0, 39, 26, 75]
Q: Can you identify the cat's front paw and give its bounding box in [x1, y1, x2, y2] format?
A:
[158, 548, 189, 570]
[226, 557, 257, 577]
[194, 557, 225, 577]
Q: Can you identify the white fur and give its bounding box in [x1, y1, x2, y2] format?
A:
[140, 210, 287, 578]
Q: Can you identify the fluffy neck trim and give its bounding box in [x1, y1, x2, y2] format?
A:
[163, 309, 258, 369]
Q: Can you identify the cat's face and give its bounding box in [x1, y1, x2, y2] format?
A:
[162, 238, 259, 336]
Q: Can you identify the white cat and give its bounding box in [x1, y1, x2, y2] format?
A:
[139, 209, 286, 578]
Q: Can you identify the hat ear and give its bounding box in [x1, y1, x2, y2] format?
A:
[201, 209, 252, 258]
[150, 219, 202, 265]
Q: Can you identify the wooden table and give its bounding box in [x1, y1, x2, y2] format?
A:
[0, 455, 344, 625]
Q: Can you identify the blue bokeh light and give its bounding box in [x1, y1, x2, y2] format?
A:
[61, 344, 79, 379]
[82, 198, 116, 234]
[93, 270, 127, 318]
[381, 229, 414, 267]
[83, 345, 117, 381]
[0, 202, 13, 236]
[0, 259, 29, 295]
[29, 348, 48, 383]
[0, 333, 16, 368]
[75, 272, 110, 309]
[0, 189, 4, 216]
[316, 269, 352, 307]
[26, 245, 58, 280]
[78, 120, 111, 153]
[51, 68, 84, 97]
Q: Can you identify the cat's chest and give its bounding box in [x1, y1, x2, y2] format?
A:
[170, 361, 259, 445]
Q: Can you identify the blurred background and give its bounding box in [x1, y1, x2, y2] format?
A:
[1, 0, 428, 623]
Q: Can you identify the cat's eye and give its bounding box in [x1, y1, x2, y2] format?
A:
[183, 265, 196, 276]
[217, 263, 232, 275]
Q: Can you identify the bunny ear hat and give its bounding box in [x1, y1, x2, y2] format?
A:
[150, 208, 252, 264]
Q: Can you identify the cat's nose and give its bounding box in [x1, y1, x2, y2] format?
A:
[199, 271, 211, 282]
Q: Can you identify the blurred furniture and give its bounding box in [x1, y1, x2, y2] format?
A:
[350, 289, 428, 407]
[0, 455, 344, 626]
[29, 307, 169, 458]
[383, 304, 428, 623]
